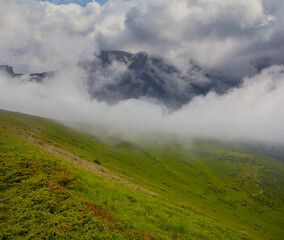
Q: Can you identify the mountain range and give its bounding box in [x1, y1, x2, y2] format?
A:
[0, 50, 239, 108]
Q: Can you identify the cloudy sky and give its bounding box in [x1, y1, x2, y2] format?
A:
[0, 0, 283, 143]
[40, 0, 106, 6]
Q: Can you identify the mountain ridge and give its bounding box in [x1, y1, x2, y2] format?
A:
[0, 50, 240, 109]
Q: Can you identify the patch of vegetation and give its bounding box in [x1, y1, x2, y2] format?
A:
[0, 137, 138, 239]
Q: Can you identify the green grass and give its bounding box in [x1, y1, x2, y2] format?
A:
[0, 109, 283, 239]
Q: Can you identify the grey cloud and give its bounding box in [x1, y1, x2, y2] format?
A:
[95, 0, 284, 81]
[1, 0, 283, 79]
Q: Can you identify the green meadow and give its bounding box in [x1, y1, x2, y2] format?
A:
[0, 109, 283, 239]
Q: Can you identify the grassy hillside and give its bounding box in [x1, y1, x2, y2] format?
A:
[0, 109, 283, 239]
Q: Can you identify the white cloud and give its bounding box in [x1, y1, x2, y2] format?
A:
[0, 0, 101, 72]
[167, 65, 284, 143]
[0, 0, 283, 143]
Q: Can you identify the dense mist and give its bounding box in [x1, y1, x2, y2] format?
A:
[1, 64, 283, 143]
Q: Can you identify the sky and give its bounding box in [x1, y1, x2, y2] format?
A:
[40, 0, 107, 6]
[0, 0, 283, 144]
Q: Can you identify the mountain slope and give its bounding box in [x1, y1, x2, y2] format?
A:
[0, 109, 283, 239]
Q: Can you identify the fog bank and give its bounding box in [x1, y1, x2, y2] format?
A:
[0, 65, 283, 144]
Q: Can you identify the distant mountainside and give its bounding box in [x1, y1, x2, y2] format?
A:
[81, 50, 217, 108]
[0, 64, 53, 82]
[0, 65, 23, 78]
[0, 50, 239, 108]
